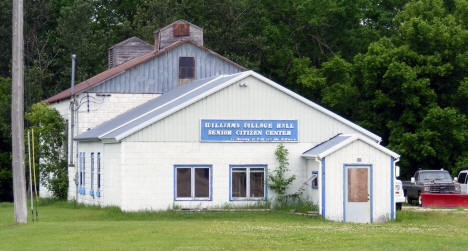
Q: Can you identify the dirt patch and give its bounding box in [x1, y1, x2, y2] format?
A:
[403, 205, 468, 213]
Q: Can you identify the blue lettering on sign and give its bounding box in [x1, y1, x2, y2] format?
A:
[201, 120, 298, 142]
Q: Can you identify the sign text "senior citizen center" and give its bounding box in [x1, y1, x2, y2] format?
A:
[200, 120, 298, 142]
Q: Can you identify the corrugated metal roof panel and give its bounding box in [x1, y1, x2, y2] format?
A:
[102, 74, 241, 140]
[302, 135, 351, 156]
[76, 73, 241, 141]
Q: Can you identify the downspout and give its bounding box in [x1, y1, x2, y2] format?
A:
[392, 157, 400, 220]
[70, 54, 75, 164]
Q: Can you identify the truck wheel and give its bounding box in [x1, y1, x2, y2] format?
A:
[406, 195, 412, 204]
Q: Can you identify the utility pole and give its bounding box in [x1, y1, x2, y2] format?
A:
[11, 0, 27, 224]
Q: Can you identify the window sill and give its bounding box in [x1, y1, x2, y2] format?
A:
[175, 198, 212, 201]
[231, 198, 266, 201]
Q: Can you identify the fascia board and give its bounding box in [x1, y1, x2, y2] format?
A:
[317, 135, 400, 159]
[356, 135, 400, 158]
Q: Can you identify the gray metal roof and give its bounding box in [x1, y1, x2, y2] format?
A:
[302, 134, 351, 156]
[76, 73, 243, 141]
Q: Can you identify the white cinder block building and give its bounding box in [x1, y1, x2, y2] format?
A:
[74, 71, 399, 223]
[44, 20, 399, 223]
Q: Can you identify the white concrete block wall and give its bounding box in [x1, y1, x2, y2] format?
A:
[75, 142, 103, 206]
[50, 93, 158, 199]
[50, 93, 160, 166]
[100, 143, 122, 207]
[323, 139, 393, 222]
[305, 159, 320, 205]
[116, 141, 313, 211]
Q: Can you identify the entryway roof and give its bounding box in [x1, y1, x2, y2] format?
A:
[302, 134, 399, 159]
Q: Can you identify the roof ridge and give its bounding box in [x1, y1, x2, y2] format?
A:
[109, 36, 152, 49]
[154, 19, 203, 34]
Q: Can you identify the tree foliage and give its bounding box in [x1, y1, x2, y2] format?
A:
[0, 77, 12, 201]
[26, 103, 67, 199]
[268, 143, 301, 205]
[293, 0, 467, 177]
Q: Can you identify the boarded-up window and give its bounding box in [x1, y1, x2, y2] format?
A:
[179, 57, 195, 81]
[348, 168, 368, 202]
[173, 24, 190, 37]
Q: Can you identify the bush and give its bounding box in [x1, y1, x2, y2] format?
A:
[268, 143, 303, 206]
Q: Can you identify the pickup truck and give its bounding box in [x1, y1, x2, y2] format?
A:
[403, 169, 461, 205]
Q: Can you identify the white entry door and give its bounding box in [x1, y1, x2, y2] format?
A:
[344, 165, 371, 223]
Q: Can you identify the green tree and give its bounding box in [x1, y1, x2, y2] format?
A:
[293, 0, 467, 178]
[268, 143, 299, 205]
[0, 77, 12, 201]
[26, 103, 67, 199]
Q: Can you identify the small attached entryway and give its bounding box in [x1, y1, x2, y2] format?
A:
[302, 134, 400, 223]
[344, 164, 372, 223]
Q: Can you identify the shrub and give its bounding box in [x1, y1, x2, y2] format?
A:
[268, 143, 302, 206]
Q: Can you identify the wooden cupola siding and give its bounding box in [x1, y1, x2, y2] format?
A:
[108, 37, 154, 69]
[154, 20, 203, 51]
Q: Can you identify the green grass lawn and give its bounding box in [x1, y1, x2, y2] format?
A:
[1, 201, 468, 250]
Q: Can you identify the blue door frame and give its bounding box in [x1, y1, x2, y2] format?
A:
[343, 163, 373, 223]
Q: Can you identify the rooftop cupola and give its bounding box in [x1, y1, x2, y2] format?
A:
[108, 37, 153, 69]
[154, 19, 203, 51]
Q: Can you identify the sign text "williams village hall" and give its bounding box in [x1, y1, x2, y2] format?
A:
[200, 120, 298, 142]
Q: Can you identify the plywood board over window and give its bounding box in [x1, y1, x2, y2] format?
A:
[173, 24, 190, 37]
[348, 168, 368, 202]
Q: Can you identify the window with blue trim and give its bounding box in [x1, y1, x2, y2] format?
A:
[231, 165, 266, 200]
[79, 152, 86, 194]
[97, 153, 101, 197]
[311, 171, 319, 189]
[175, 165, 211, 200]
[90, 153, 94, 197]
[79, 153, 83, 188]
